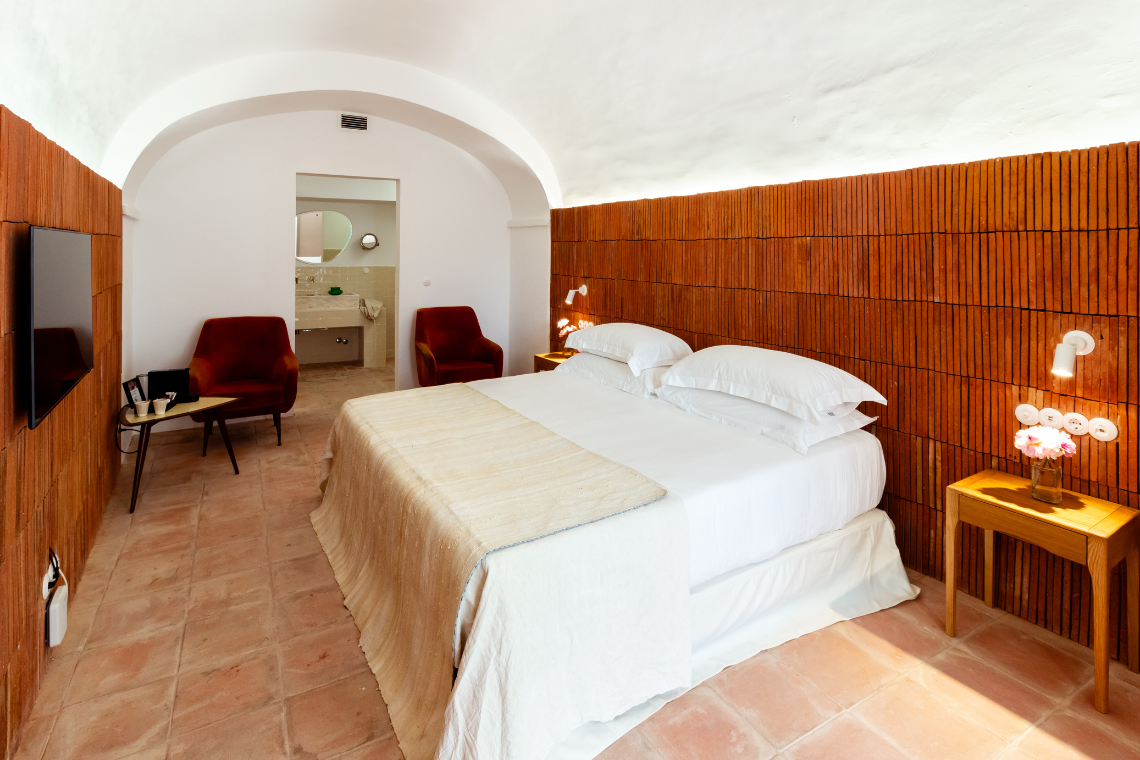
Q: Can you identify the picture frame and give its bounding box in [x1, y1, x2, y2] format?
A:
[122, 376, 146, 406]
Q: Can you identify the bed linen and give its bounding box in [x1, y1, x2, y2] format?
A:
[471, 370, 887, 587]
[312, 384, 689, 760]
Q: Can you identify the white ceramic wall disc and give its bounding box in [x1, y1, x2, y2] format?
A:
[1089, 418, 1119, 442]
[1014, 404, 1040, 425]
[1038, 408, 1064, 428]
[1062, 412, 1089, 435]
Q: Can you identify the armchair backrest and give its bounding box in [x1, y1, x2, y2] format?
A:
[415, 307, 485, 362]
[193, 316, 294, 380]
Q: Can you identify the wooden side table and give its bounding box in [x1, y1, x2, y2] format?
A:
[120, 396, 239, 514]
[534, 352, 573, 372]
[945, 469, 1140, 712]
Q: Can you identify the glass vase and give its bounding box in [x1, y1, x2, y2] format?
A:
[1031, 459, 1063, 504]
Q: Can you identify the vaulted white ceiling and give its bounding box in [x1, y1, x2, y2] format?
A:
[3, 0, 1138, 207]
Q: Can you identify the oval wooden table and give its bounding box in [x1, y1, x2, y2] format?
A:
[119, 396, 239, 514]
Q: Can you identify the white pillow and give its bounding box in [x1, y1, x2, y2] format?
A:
[565, 323, 692, 376]
[659, 344, 887, 424]
[656, 385, 877, 454]
[555, 352, 668, 398]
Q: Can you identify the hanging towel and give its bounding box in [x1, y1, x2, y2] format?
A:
[359, 298, 384, 320]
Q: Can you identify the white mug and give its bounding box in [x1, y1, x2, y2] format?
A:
[152, 398, 169, 415]
[134, 400, 150, 417]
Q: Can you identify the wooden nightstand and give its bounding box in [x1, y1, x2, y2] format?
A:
[945, 469, 1140, 712]
[534, 352, 573, 372]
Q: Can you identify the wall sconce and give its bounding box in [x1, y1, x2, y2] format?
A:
[565, 285, 587, 305]
[1051, 330, 1095, 377]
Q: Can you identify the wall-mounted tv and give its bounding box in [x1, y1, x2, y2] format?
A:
[29, 226, 93, 429]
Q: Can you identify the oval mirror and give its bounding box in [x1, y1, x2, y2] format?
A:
[295, 210, 352, 263]
[360, 233, 379, 250]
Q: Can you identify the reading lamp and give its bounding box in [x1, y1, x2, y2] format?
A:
[1051, 330, 1095, 377]
[565, 285, 587, 305]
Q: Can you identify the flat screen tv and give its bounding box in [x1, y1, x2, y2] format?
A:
[29, 226, 93, 429]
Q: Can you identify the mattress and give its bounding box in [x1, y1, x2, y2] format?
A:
[471, 371, 887, 587]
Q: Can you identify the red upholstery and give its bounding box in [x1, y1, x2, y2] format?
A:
[189, 317, 298, 424]
[414, 307, 503, 386]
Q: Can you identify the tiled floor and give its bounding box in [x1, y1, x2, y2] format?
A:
[15, 361, 1140, 760]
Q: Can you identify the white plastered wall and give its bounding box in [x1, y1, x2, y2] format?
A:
[126, 110, 513, 397]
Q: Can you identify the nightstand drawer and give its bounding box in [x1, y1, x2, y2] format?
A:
[958, 495, 1087, 563]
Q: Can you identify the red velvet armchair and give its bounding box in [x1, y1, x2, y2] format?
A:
[414, 307, 503, 386]
[189, 316, 299, 452]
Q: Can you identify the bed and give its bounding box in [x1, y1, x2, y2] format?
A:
[312, 369, 916, 760]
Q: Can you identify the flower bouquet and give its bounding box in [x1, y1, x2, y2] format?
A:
[1014, 425, 1075, 503]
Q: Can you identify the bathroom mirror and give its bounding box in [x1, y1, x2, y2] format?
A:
[360, 233, 378, 250]
[296, 210, 352, 263]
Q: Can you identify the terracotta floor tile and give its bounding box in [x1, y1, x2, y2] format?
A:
[104, 551, 192, 601]
[963, 622, 1093, 700]
[330, 735, 405, 760]
[201, 475, 261, 500]
[172, 649, 282, 735]
[136, 484, 203, 511]
[274, 585, 351, 640]
[199, 491, 264, 521]
[86, 587, 189, 648]
[784, 714, 907, 760]
[268, 525, 323, 563]
[266, 500, 321, 534]
[596, 729, 662, 760]
[838, 606, 949, 666]
[32, 653, 80, 718]
[192, 536, 269, 582]
[52, 603, 98, 657]
[285, 671, 393, 759]
[43, 678, 174, 760]
[130, 505, 198, 535]
[188, 566, 273, 620]
[70, 569, 112, 609]
[114, 742, 169, 760]
[640, 684, 776, 760]
[1018, 711, 1139, 759]
[195, 512, 266, 549]
[180, 601, 275, 670]
[118, 525, 196, 562]
[708, 652, 840, 749]
[64, 626, 183, 706]
[854, 676, 1007, 760]
[280, 623, 369, 696]
[1065, 678, 1140, 750]
[915, 649, 1057, 741]
[892, 580, 997, 641]
[168, 703, 287, 760]
[272, 552, 337, 595]
[13, 714, 57, 760]
[772, 625, 899, 708]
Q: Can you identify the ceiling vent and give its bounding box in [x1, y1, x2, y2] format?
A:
[340, 114, 368, 131]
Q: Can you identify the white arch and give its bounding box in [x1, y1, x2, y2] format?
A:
[103, 51, 560, 217]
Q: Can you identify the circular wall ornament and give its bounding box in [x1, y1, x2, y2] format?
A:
[1014, 404, 1040, 425]
[360, 233, 379, 250]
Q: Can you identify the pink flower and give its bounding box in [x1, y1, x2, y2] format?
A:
[1014, 425, 1075, 460]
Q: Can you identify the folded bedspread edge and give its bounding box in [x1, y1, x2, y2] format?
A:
[311, 384, 691, 760]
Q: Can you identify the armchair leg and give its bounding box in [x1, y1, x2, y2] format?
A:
[202, 419, 213, 456]
[273, 413, 281, 446]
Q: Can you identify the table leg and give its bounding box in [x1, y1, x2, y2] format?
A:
[984, 528, 995, 608]
[215, 413, 239, 475]
[945, 487, 960, 637]
[128, 424, 153, 514]
[1088, 536, 1110, 713]
[1127, 546, 1139, 673]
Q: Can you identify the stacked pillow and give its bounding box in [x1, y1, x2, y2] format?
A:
[655, 344, 887, 454]
[557, 323, 692, 398]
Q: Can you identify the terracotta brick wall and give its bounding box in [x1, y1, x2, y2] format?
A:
[550, 143, 1139, 661]
[0, 106, 123, 757]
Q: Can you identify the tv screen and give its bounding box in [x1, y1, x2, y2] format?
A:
[29, 226, 93, 429]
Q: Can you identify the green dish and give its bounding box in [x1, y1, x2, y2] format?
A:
[328, 287, 343, 295]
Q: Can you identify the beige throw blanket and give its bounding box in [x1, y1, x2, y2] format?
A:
[311, 384, 669, 760]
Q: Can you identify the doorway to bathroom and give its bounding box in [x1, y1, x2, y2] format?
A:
[294, 173, 398, 397]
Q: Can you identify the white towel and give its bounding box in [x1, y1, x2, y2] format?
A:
[359, 298, 384, 320]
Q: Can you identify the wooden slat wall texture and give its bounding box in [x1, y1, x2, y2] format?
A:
[0, 106, 122, 758]
[550, 143, 1140, 663]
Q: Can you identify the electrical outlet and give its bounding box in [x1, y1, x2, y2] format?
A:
[1089, 418, 1119, 442]
[1014, 404, 1039, 425]
[1038, 408, 1064, 428]
[1062, 413, 1089, 435]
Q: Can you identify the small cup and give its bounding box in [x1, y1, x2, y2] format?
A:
[152, 398, 169, 416]
[134, 400, 150, 417]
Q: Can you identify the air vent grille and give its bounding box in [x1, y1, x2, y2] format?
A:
[340, 114, 368, 131]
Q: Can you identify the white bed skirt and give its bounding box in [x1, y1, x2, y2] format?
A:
[544, 508, 918, 760]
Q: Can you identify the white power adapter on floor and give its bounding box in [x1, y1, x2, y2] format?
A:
[42, 549, 68, 647]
